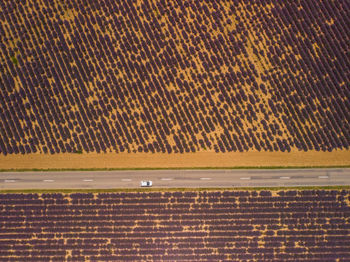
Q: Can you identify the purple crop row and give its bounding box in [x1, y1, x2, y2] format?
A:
[0, 189, 347, 199]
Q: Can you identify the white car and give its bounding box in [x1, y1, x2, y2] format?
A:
[140, 181, 152, 187]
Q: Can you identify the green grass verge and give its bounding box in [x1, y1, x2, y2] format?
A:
[10, 55, 18, 66]
[0, 165, 349, 172]
[0, 185, 349, 194]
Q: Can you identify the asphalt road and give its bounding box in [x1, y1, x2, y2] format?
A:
[0, 168, 349, 189]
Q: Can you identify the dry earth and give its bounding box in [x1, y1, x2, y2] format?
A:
[0, 150, 349, 170]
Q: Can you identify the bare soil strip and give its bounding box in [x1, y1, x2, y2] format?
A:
[0, 151, 349, 170]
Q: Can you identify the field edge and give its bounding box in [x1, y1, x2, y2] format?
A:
[0, 165, 350, 172]
[1, 185, 349, 194]
[0, 151, 349, 170]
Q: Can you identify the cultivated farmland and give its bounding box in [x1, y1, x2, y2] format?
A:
[0, 1, 349, 168]
[0, 189, 349, 261]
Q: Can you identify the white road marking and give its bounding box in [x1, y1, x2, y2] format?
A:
[43, 180, 54, 182]
[121, 179, 132, 182]
[280, 177, 291, 179]
[318, 176, 329, 179]
[4, 180, 16, 183]
[161, 178, 173, 181]
[83, 179, 93, 182]
[240, 177, 251, 180]
[200, 177, 212, 180]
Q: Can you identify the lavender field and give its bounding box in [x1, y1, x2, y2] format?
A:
[0, 190, 349, 261]
[0, 0, 349, 155]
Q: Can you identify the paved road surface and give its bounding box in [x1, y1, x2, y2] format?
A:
[0, 169, 349, 189]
